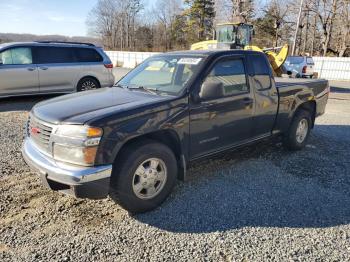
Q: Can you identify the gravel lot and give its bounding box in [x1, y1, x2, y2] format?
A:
[1, 81, 350, 261]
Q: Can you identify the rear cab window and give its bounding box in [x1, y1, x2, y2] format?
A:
[249, 54, 272, 90]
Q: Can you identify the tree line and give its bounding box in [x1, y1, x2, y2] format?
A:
[87, 0, 349, 56]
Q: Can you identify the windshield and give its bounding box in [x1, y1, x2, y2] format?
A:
[117, 55, 203, 95]
[286, 56, 304, 64]
[217, 25, 235, 43]
[237, 25, 251, 46]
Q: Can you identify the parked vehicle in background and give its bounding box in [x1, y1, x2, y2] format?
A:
[0, 41, 115, 97]
[284, 56, 315, 78]
[22, 50, 329, 213]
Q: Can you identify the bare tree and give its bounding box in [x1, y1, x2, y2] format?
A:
[85, 0, 349, 56]
[87, 0, 142, 51]
[308, 0, 343, 56]
[153, 0, 182, 50]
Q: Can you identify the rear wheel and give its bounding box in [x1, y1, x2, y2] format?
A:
[77, 77, 100, 92]
[283, 110, 312, 150]
[110, 140, 178, 213]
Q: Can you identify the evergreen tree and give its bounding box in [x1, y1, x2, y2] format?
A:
[184, 0, 215, 41]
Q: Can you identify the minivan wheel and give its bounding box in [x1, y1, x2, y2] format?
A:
[109, 140, 178, 214]
[283, 109, 312, 150]
[77, 77, 100, 92]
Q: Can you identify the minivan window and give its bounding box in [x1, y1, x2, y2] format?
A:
[0, 48, 32, 65]
[250, 55, 272, 90]
[75, 48, 103, 62]
[34, 47, 75, 64]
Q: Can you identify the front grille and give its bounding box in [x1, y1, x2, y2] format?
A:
[28, 115, 54, 155]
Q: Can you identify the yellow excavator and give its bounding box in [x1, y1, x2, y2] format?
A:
[191, 22, 289, 76]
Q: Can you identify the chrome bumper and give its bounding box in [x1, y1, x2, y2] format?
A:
[22, 138, 112, 199]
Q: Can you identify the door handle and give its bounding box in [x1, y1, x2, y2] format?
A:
[27, 67, 36, 71]
[243, 97, 253, 105]
[40, 67, 48, 70]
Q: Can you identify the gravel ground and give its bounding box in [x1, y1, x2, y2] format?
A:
[1, 82, 350, 261]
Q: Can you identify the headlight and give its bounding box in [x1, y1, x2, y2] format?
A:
[55, 125, 102, 138]
[53, 125, 103, 166]
[53, 144, 98, 166]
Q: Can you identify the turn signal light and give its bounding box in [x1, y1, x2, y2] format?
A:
[83, 147, 98, 165]
[87, 127, 103, 137]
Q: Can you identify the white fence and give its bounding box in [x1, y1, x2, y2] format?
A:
[105, 51, 160, 68]
[313, 57, 350, 81]
[105, 51, 350, 81]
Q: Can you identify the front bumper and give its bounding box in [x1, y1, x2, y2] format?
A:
[22, 138, 112, 199]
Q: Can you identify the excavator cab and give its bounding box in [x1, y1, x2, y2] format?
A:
[215, 23, 253, 49]
[190, 22, 289, 77]
[190, 23, 253, 51]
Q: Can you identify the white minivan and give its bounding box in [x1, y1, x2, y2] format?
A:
[0, 41, 115, 97]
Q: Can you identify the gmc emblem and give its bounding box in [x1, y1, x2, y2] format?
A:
[31, 127, 41, 135]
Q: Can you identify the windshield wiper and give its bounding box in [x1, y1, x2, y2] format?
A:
[113, 83, 128, 89]
[127, 85, 158, 95]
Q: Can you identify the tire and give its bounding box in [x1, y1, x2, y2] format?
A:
[109, 140, 178, 214]
[283, 109, 312, 151]
[77, 77, 100, 92]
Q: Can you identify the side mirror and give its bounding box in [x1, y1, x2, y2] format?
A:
[199, 80, 224, 101]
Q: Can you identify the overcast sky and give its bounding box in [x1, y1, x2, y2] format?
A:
[0, 0, 155, 37]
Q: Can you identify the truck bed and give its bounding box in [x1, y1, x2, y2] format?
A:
[275, 77, 328, 88]
[275, 77, 329, 99]
[273, 77, 329, 134]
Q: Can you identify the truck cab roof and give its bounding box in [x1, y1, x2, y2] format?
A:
[162, 49, 263, 57]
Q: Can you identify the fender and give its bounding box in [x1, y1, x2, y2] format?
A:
[275, 83, 316, 133]
[92, 97, 190, 166]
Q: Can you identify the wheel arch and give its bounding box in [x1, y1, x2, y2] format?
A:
[291, 100, 316, 128]
[76, 75, 101, 91]
[113, 129, 186, 181]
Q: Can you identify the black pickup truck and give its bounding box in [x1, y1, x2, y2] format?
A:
[22, 50, 329, 213]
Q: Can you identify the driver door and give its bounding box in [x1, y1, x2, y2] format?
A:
[189, 56, 255, 158]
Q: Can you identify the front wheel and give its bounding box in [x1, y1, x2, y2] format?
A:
[283, 110, 312, 150]
[109, 140, 178, 213]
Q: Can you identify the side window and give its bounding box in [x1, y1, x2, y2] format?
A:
[0, 48, 32, 65]
[34, 47, 75, 64]
[251, 55, 272, 90]
[204, 58, 248, 97]
[75, 48, 103, 62]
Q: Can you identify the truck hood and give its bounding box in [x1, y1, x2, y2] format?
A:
[32, 87, 171, 124]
